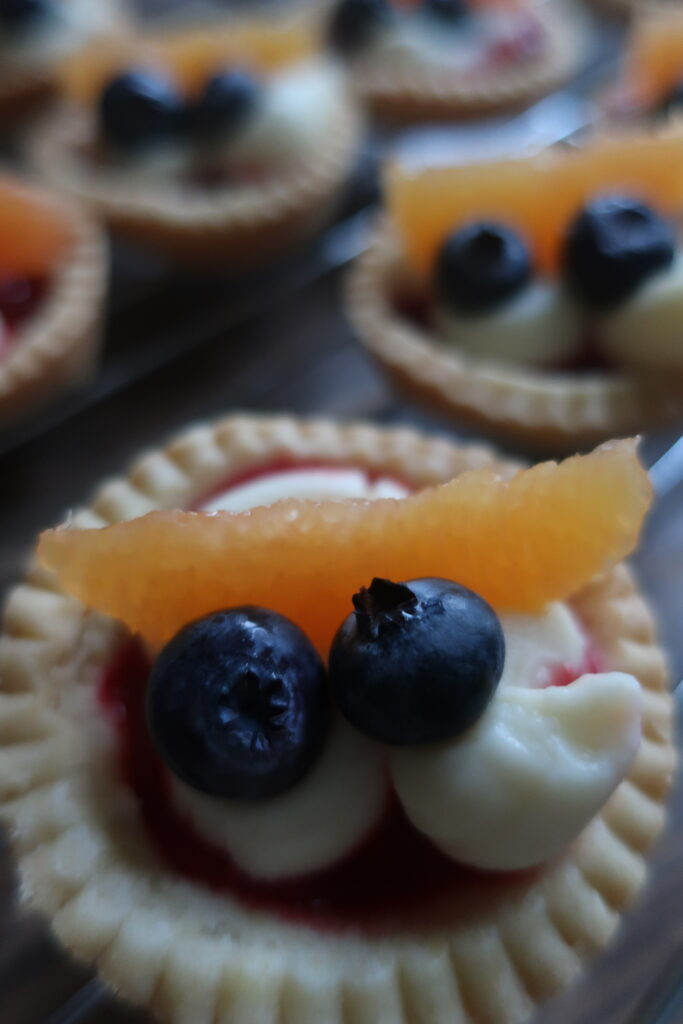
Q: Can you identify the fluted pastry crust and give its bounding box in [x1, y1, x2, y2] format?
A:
[0, 414, 675, 1024]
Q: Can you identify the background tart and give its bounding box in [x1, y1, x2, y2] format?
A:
[0, 413, 674, 1024]
[0, 179, 107, 427]
[348, 225, 683, 453]
[337, 2, 583, 122]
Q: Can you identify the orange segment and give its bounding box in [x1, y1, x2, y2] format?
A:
[60, 21, 318, 105]
[627, 9, 683, 106]
[387, 131, 683, 277]
[0, 179, 72, 276]
[38, 440, 651, 655]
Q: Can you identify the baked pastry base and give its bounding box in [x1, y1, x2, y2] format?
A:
[0, 185, 107, 427]
[348, 228, 683, 452]
[346, 4, 583, 121]
[0, 414, 675, 1024]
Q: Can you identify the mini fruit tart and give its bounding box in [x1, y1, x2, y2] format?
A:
[325, 0, 583, 121]
[0, 0, 129, 122]
[27, 19, 363, 266]
[0, 413, 674, 1024]
[601, 7, 683, 121]
[350, 129, 683, 450]
[0, 174, 106, 426]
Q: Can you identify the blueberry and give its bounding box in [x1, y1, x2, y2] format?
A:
[329, 578, 505, 746]
[435, 221, 532, 315]
[0, 0, 53, 30]
[328, 0, 393, 55]
[422, 0, 470, 24]
[562, 195, 675, 310]
[186, 69, 261, 144]
[658, 79, 683, 118]
[146, 607, 330, 800]
[98, 71, 184, 151]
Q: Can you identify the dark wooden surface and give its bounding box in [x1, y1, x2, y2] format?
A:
[1, 2, 683, 1023]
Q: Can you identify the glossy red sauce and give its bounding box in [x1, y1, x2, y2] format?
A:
[97, 461, 602, 930]
[0, 276, 49, 359]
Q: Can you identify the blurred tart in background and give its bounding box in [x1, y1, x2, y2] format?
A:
[0, 174, 106, 427]
[0, 0, 129, 122]
[28, 18, 363, 266]
[325, 0, 584, 121]
[602, 7, 683, 121]
[349, 129, 683, 450]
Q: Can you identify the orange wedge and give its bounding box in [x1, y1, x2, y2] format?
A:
[60, 20, 318, 105]
[627, 9, 683, 106]
[0, 179, 72, 275]
[38, 440, 651, 655]
[387, 131, 683, 277]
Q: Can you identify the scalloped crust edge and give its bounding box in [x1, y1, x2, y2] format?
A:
[28, 87, 363, 267]
[347, 226, 683, 453]
[346, 4, 584, 121]
[0, 414, 675, 1024]
[0, 182, 107, 427]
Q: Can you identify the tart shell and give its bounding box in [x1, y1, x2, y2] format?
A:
[344, 4, 584, 122]
[0, 185, 107, 427]
[0, 413, 675, 1024]
[28, 91, 363, 267]
[348, 227, 683, 453]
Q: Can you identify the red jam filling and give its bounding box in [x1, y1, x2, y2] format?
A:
[98, 461, 603, 931]
[0, 275, 49, 359]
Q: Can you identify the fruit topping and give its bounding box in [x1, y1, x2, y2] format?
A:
[562, 195, 675, 311]
[0, 0, 52, 30]
[422, 0, 470, 24]
[0, 179, 71, 276]
[146, 607, 330, 800]
[435, 221, 532, 315]
[328, 0, 393, 55]
[386, 131, 683, 277]
[391, 672, 642, 870]
[39, 439, 652, 654]
[0, 276, 47, 328]
[329, 577, 504, 745]
[99, 70, 184, 151]
[186, 69, 262, 144]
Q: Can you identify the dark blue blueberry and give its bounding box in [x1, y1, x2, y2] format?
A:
[329, 578, 505, 745]
[0, 0, 53, 30]
[436, 221, 532, 315]
[98, 71, 184, 151]
[658, 78, 683, 119]
[562, 195, 675, 310]
[185, 69, 261, 144]
[146, 607, 330, 800]
[328, 0, 393, 55]
[421, 0, 470, 24]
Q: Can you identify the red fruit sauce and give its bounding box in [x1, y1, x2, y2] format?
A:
[0, 276, 49, 359]
[97, 461, 602, 931]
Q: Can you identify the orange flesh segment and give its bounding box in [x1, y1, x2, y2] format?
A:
[627, 10, 683, 106]
[387, 132, 683, 277]
[60, 21, 318, 105]
[0, 179, 72, 275]
[38, 440, 651, 656]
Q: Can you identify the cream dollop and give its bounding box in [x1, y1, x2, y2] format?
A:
[435, 282, 581, 369]
[170, 716, 388, 880]
[391, 672, 642, 871]
[596, 253, 683, 371]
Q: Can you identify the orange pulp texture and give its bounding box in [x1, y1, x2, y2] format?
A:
[39, 440, 652, 656]
[60, 21, 318, 106]
[387, 131, 683, 278]
[0, 179, 71, 276]
[626, 9, 683, 106]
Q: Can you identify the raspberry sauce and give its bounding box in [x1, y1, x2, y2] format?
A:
[0, 276, 49, 358]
